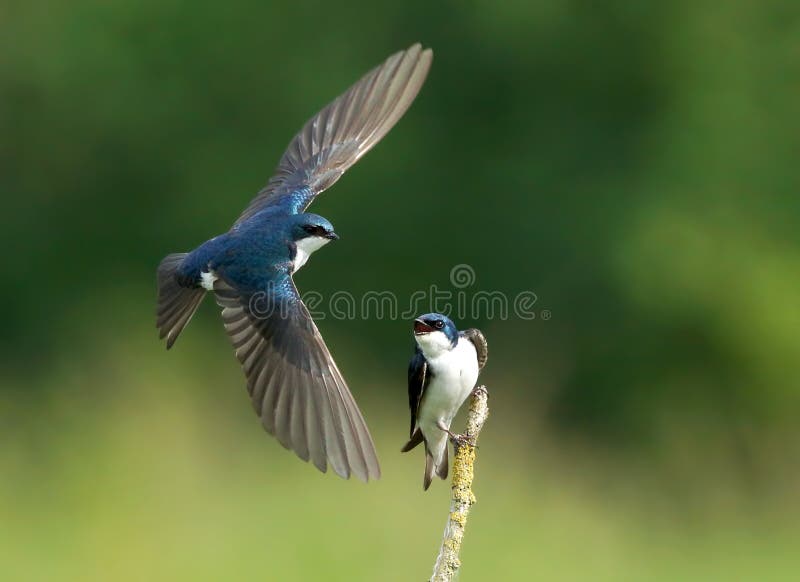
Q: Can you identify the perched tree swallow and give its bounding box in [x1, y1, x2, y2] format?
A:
[156, 45, 433, 482]
[401, 313, 488, 490]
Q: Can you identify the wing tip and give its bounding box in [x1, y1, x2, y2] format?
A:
[349, 463, 381, 484]
[404, 42, 432, 57]
[405, 43, 433, 69]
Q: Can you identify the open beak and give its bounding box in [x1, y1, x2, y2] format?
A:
[325, 231, 340, 241]
[413, 318, 434, 335]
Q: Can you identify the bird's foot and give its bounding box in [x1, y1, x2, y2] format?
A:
[449, 432, 475, 450]
[437, 421, 476, 449]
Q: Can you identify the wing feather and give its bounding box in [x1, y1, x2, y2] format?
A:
[461, 328, 489, 369]
[407, 350, 428, 437]
[213, 278, 380, 481]
[234, 44, 432, 222]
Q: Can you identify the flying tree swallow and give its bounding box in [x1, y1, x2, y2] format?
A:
[156, 45, 433, 482]
[401, 313, 488, 490]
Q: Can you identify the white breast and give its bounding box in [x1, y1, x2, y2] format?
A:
[417, 338, 480, 429]
[293, 236, 330, 272]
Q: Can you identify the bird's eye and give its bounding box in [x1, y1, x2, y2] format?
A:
[434, 320, 444, 330]
[302, 224, 326, 235]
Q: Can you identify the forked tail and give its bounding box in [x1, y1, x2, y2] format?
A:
[423, 440, 449, 491]
[402, 428, 449, 490]
[156, 253, 206, 349]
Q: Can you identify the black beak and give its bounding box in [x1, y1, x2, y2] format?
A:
[325, 231, 340, 241]
[414, 318, 434, 335]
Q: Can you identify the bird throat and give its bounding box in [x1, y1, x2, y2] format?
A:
[293, 236, 331, 272]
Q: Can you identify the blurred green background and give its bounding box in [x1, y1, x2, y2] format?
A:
[2, 1, 799, 580]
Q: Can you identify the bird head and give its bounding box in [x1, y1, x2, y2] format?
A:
[413, 313, 458, 355]
[291, 213, 339, 243]
[288, 214, 339, 272]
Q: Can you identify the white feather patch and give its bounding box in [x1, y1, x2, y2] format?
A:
[415, 336, 480, 466]
[414, 330, 454, 358]
[200, 271, 218, 291]
[293, 236, 331, 272]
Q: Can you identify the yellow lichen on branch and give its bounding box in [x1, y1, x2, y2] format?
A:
[430, 386, 489, 582]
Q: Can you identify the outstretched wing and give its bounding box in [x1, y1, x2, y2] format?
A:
[213, 276, 380, 482]
[461, 328, 489, 369]
[235, 44, 432, 222]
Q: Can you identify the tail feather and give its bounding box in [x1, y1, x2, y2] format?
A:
[423, 449, 436, 491]
[422, 439, 449, 491]
[436, 445, 449, 480]
[156, 253, 206, 349]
